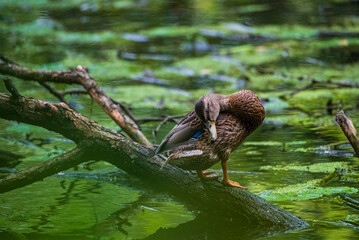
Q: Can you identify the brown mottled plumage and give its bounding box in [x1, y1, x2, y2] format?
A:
[155, 90, 265, 188]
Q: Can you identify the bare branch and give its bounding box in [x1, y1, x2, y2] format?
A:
[0, 53, 19, 65]
[74, 65, 152, 147]
[39, 81, 67, 103]
[61, 88, 87, 96]
[0, 56, 152, 147]
[0, 61, 80, 84]
[111, 98, 137, 123]
[3, 77, 21, 99]
[152, 116, 174, 144]
[137, 115, 183, 124]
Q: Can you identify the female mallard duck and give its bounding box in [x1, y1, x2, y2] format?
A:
[155, 90, 265, 189]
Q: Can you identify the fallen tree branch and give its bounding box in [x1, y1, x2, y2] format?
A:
[0, 57, 152, 147]
[335, 110, 359, 156]
[0, 92, 307, 232]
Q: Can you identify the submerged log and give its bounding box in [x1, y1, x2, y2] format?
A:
[0, 92, 307, 232]
[335, 110, 359, 156]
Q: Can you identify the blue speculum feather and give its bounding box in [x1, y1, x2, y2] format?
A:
[192, 129, 205, 138]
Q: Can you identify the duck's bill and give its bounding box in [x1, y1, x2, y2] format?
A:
[206, 120, 217, 142]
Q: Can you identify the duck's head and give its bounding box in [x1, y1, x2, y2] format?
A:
[195, 94, 223, 142]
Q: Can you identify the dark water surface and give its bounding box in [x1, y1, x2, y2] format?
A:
[1, 0, 359, 239]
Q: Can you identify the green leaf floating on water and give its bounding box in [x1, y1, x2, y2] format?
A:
[259, 179, 358, 202]
[260, 161, 350, 173]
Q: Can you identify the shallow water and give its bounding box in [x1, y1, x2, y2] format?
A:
[1, 0, 359, 239]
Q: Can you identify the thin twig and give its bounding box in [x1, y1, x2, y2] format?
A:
[0, 53, 19, 65]
[152, 116, 174, 144]
[61, 88, 87, 96]
[39, 82, 67, 103]
[3, 77, 21, 99]
[137, 115, 183, 124]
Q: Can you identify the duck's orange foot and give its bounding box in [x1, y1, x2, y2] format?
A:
[197, 170, 220, 180]
[221, 179, 248, 189]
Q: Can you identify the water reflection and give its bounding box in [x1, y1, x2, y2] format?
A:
[146, 214, 284, 240]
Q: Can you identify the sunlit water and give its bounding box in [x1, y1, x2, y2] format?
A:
[1, 0, 359, 239]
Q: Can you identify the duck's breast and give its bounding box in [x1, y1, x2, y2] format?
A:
[212, 113, 250, 159]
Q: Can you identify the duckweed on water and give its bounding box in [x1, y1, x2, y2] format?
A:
[259, 183, 358, 202]
[260, 162, 350, 173]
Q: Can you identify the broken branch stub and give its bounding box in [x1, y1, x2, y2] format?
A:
[335, 110, 359, 156]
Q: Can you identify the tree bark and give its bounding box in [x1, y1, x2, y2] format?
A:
[336, 110, 359, 156]
[0, 93, 307, 232]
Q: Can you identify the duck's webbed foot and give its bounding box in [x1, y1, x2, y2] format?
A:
[221, 160, 248, 189]
[221, 179, 247, 189]
[197, 170, 220, 180]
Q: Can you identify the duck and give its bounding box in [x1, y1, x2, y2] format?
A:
[154, 90, 265, 189]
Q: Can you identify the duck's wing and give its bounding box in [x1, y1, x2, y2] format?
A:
[155, 110, 203, 154]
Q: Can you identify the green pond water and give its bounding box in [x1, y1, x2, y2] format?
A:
[0, 0, 359, 239]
